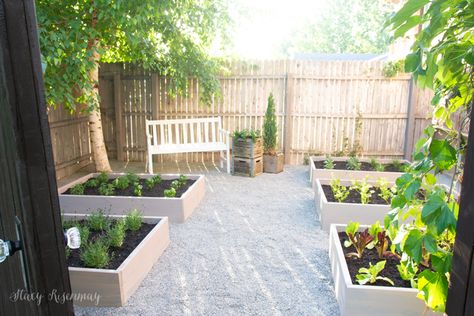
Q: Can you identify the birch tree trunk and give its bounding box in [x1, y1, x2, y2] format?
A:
[88, 39, 112, 172]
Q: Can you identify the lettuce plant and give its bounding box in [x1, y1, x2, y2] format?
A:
[351, 178, 374, 204]
[330, 178, 350, 203]
[344, 221, 374, 259]
[164, 187, 177, 198]
[376, 178, 395, 203]
[356, 261, 394, 286]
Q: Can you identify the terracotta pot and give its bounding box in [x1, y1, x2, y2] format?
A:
[263, 153, 284, 173]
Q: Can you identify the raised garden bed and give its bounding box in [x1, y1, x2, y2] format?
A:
[315, 178, 392, 231]
[309, 156, 409, 187]
[58, 173, 206, 222]
[329, 224, 440, 316]
[63, 213, 170, 307]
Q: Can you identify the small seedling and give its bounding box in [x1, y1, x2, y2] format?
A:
[391, 159, 407, 172]
[323, 156, 335, 169]
[96, 172, 109, 184]
[330, 178, 350, 203]
[113, 176, 130, 190]
[133, 182, 143, 197]
[70, 184, 85, 195]
[107, 220, 126, 247]
[351, 178, 374, 204]
[88, 210, 109, 231]
[347, 156, 361, 170]
[164, 187, 177, 198]
[98, 183, 115, 196]
[80, 239, 110, 269]
[376, 178, 395, 203]
[145, 175, 162, 190]
[170, 180, 181, 190]
[356, 260, 394, 286]
[85, 178, 99, 188]
[344, 221, 374, 259]
[125, 209, 143, 231]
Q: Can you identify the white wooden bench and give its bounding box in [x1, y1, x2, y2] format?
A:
[146, 117, 231, 174]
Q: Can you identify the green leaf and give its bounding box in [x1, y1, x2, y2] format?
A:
[431, 252, 452, 274]
[425, 173, 437, 185]
[429, 139, 457, 170]
[423, 233, 438, 253]
[417, 270, 448, 312]
[404, 229, 423, 263]
[405, 179, 421, 200]
[391, 194, 407, 209]
[422, 194, 457, 234]
[389, 0, 430, 30]
[405, 52, 421, 72]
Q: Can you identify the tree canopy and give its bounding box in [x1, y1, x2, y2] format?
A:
[37, 0, 229, 111]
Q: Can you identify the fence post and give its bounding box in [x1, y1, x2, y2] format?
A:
[403, 77, 417, 160]
[283, 73, 294, 164]
[151, 73, 159, 119]
[114, 69, 124, 161]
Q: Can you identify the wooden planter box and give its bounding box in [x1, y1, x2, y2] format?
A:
[309, 156, 409, 189]
[64, 214, 170, 307]
[329, 224, 441, 316]
[58, 173, 206, 223]
[232, 136, 263, 158]
[263, 153, 284, 173]
[315, 179, 391, 232]
[232, 156, 263, 177]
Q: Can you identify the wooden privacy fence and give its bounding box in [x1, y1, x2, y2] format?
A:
[98, 60, 432, 165]
[47, 59, 434, 178]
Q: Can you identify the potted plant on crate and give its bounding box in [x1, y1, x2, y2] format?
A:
[232, 129, 263, 177]
[263, 93, 284, 173]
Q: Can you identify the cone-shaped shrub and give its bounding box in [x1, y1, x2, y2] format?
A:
[263, 93, 277, 155]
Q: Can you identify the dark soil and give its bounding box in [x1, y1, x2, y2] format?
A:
[313, 159, 407, 172]
[65, 177, 196, 198]
[322, 184, 390, 205]
[67, 220, 157, 270]
[338, 232, 411, 288]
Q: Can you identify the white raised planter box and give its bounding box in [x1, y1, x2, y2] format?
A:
[309, 156, 409, 189]
[59, 173, 206, 223]
[315, 179, 391, 232]
[64, 214, 170, 307]
[329, 224, 441, 316]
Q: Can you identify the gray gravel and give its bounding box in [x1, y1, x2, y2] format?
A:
[75, 165, 340, 316]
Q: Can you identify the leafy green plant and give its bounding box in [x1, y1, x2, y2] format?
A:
[145, 175, 162, 190]
[80, 239, 110, 269]
[107, 220, 126, 247]
[78, 225, 90, 246]
[98, 183, 115, 196]
[370, 158, 385, 172]
[164, 187, 177, 198]
[113, 176, 130, 190]
[233, 129, 261, 142]
[344, 221, 374, 259]
[133, 182, 143, 197]
[346, 156, 361, 170]
[323, 156, 335, 169]
[351, 178, 374, 204]
[330, 178, 350, 203]
[356, 261, 394, 286]
[85, 179, 99, 189]
[263, 93, 278, 155]
[368, 222, 391, 259]
[96, 172, 109, 184]
[70, 184, 85, 195]
[178, 175, 188, 186]
[126, 172, 140, 184]
[170, 180, 181, 190]
[88, 210, 109, 231]
[382, 60, 404, 78]
[125, 209, 143, 232]
[377, 178, 395, 203]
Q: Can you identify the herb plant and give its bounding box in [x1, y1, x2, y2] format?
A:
[78, 225, 90, 246]
[80, 239, 110, 269]
[126, 172, 140, 184]
[133, 182, 143, 197]
[107, 220, 126, 247]
[178, 175, 188, 186]
[85, 178, 99, 188]
[96, 172, 109, 184]
[344, 221, 374, 259]
[370, 158, 385, 172]
[98, 183, 115, 196]
[351, 178, 374, 204]
[330, 178, 350, 203]
[346, 156, 361, 170]
[356, 261, 394, 286]
[170, 180, 181, 190]
[323, 156, 334, 169]
[113, 176, 130, 190]
[125, 209, 143, 231]
[233, 129, 261, 142]
[164, 187, 177, 198]
[70, 184, 85, 195]
[145, 175, 162, 190]
[88, 210, 109, 231]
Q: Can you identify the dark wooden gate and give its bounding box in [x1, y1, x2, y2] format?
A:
[447, 103, 474, 315]
[0, 0, 73, 315]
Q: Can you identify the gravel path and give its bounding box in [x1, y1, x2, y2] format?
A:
[75, 166, 340, 316]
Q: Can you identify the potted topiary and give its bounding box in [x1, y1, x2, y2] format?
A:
[263, 93, 284, 173]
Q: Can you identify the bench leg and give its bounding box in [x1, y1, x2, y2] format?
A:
[148, 153, 154, 174]
[220, 150, 224, 169]
[226, 148, 230, 174]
